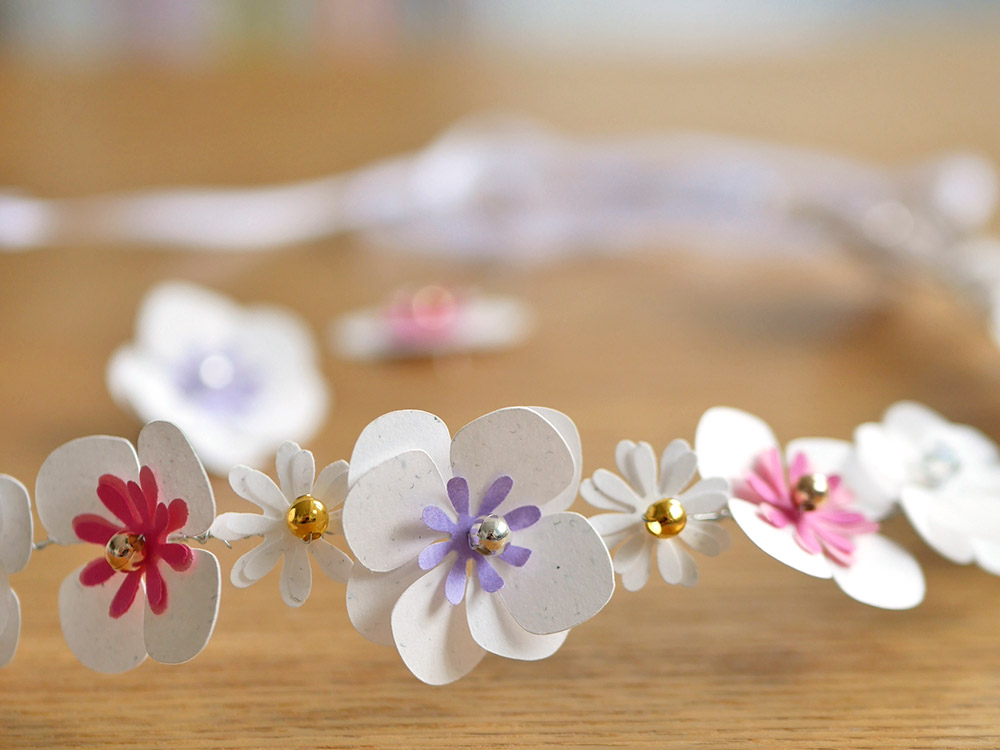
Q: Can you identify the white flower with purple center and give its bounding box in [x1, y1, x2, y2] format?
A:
[855, 401, 1000, 573]
[107, 281, 329, 476]
[0, 475, 32, 667]
[342, 407, 614, 685]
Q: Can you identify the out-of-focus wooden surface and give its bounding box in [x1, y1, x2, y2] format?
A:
[3, 33, 1000, 750]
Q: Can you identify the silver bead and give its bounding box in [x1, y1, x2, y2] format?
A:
[920, 442, 961, 488]
[469, 514, 510, 556]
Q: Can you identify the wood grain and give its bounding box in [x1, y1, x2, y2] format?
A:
[2, 33, 1000, 749]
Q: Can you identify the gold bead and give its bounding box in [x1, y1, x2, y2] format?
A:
[285, 495, 330, 542]
[643, 498, 687, 539]
[792, 473, 829, 511]
[105, 532, 146, 572]
[469, 515, 511, 556]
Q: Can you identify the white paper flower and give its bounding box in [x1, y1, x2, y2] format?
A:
[210, 442, 353, 607]
[855, 401, 1000, 573]
[34, 421, 221, 673]
[0, 476, 32, 667]
[332, 285, 533, 361]
[107, 281, 329, 475]
[696, 407, 925, 610]
[581, 439, 730, 590]
[342, 407, 614, 685]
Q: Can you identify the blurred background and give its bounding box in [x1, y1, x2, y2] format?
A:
[4, 3, 1000, 748]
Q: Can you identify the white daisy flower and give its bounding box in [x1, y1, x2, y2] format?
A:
[210, 442, 353, 607]
[0, 475, 32, 667]
[581, 439, 731, 590]
[107, 281, 329, 476]
[855, 401, 1000, 573]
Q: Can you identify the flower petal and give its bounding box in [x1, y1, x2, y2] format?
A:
[883, 401, 951, 443]
[656, 539, 698, 586]
[497, 512, 614, 635]
[348, 410, 452, 487]
[695, 407, 778, 484]
[525, 407, 582, 513]
[580, 478, 633, 513]
[210, 512, 280, 541]
[466, 581, 569, 660]
[729, 498, 833, 579]
[0, 476, 32, 574]
[450, 407, 575, 517]
[58, 564, 147, 673]
[0, 572, 8, 634]
[678, 477, 730, 514]
[418, 541, 453, 571]
[612, 532, 649, 575]
[658, 439, 696, 498]
[72, 514, 120, 546]
[137, 421, 215, 536]
[784, 438, 852, 478]
[629, 441, 658, 498]
[447, 476, 471, 516]
[619, 544, 652, 591]
[680, 519, 731, 557]
[346, 558, 424, 646]
[279, 543, 312, 607]
[0, 589, 20, 668]
[312, 460, 349, 508]
[36, 436, 140, 545]
[275, 441, 301, 501]
[308, 538, 353, 583]
[390, 563, 485, 685]
[504, 505, 541, 531]
[590, 469, 642, 513]
[342, 449, 448, 573]
[587, 512, 642, 550]
[241, 535, 288, 583]
[228, 465, 288, 518]
[831, 534, 925, 609]
[289, 446, 316, 502]
[972, 538, 1000, 575]
[900, 486, 975, 564]
[79, 558, 116, 587]
[143, 548, 221, 664]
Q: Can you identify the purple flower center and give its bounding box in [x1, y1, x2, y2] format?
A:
[419, 474, 541, 606]
[175, 348, 260, 415]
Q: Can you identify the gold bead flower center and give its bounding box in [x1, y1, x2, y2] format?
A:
[286, 494, 329, 542]
[643, 498, 687, 539]
[105, 532, 146, 572]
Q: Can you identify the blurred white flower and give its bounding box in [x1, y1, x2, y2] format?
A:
[0, 475, 32, 667]
[108, 282, 329, 475]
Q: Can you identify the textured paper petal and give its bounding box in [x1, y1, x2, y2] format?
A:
[612, 532, 649, 575]
[348, 410, 452, 487]
[620, 544, 653, 591]
[279, 543, 312, 607]
[498, 512, 614, 635]
[312, 460, 349, 507]
[308, 538, 353, 583]
[629, 441, 658, 498]
[0, 589, 20, 667]
[346, 558, 424, 647]
[526, 407, 583, 513]
[972, 538, 1000, 575]
[680, 519, 731, 557]
[729, 498, 833, 578]
[900, 486, 975, 564]
[0, 475, 33, 574]
[586, 512, 641, 550]
[275, 441, 302, 502]
[656, 539, 699, 586]
[590, 469, 642, 512]
[0, 572, 8, 635]
[695, 407, 778, 483]
[678, 477, 730, 514]
[342, 449, 448, 573]
[390, 564, 486, 685]
[36, 436, 140, 545]
[657, 439, 697, 498]
[450, 407, 575, 517]
[137, 421, 215, 536]
[143, 549, 221, 664]
[210, 512, 280, 541]
[59, 565, 147, 673]
[466, 581, 569, 660]
[229, 465, 288, 518]
[580, 478, 633, 512]
[232, 535, 286, 585]
[831, 535, 925, 609]
[614, 440, 643, 490]
[289, 447, 316, 501]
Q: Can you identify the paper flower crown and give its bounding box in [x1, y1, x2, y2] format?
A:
[1, 401, 994, 684]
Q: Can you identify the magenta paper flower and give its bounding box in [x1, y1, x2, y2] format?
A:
[0, 476, 32, 667]
[696, 407, 925, 610]
[35, 421, 220, 673]
[342, 407, 613, 685]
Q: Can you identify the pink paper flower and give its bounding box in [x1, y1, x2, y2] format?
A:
[35, 421, 220, 673]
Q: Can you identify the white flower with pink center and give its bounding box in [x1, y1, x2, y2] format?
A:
[855, 401, 1000, 574]
[342, 407, 614, 685]
[209, 442, 353, 607]
[0, 476, 32, 667]
[35, 421, 221, 673]
[696, 407, 925, 610]
[581, 439, 731, 590]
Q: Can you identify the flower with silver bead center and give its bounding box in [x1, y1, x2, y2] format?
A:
[469, 514, 511, 555]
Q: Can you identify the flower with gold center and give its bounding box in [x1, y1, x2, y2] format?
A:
[209, 441, 353, 607]
[581, 439, 731, 590]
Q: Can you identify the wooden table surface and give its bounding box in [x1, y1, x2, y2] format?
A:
[2, 33, 1000, 749]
